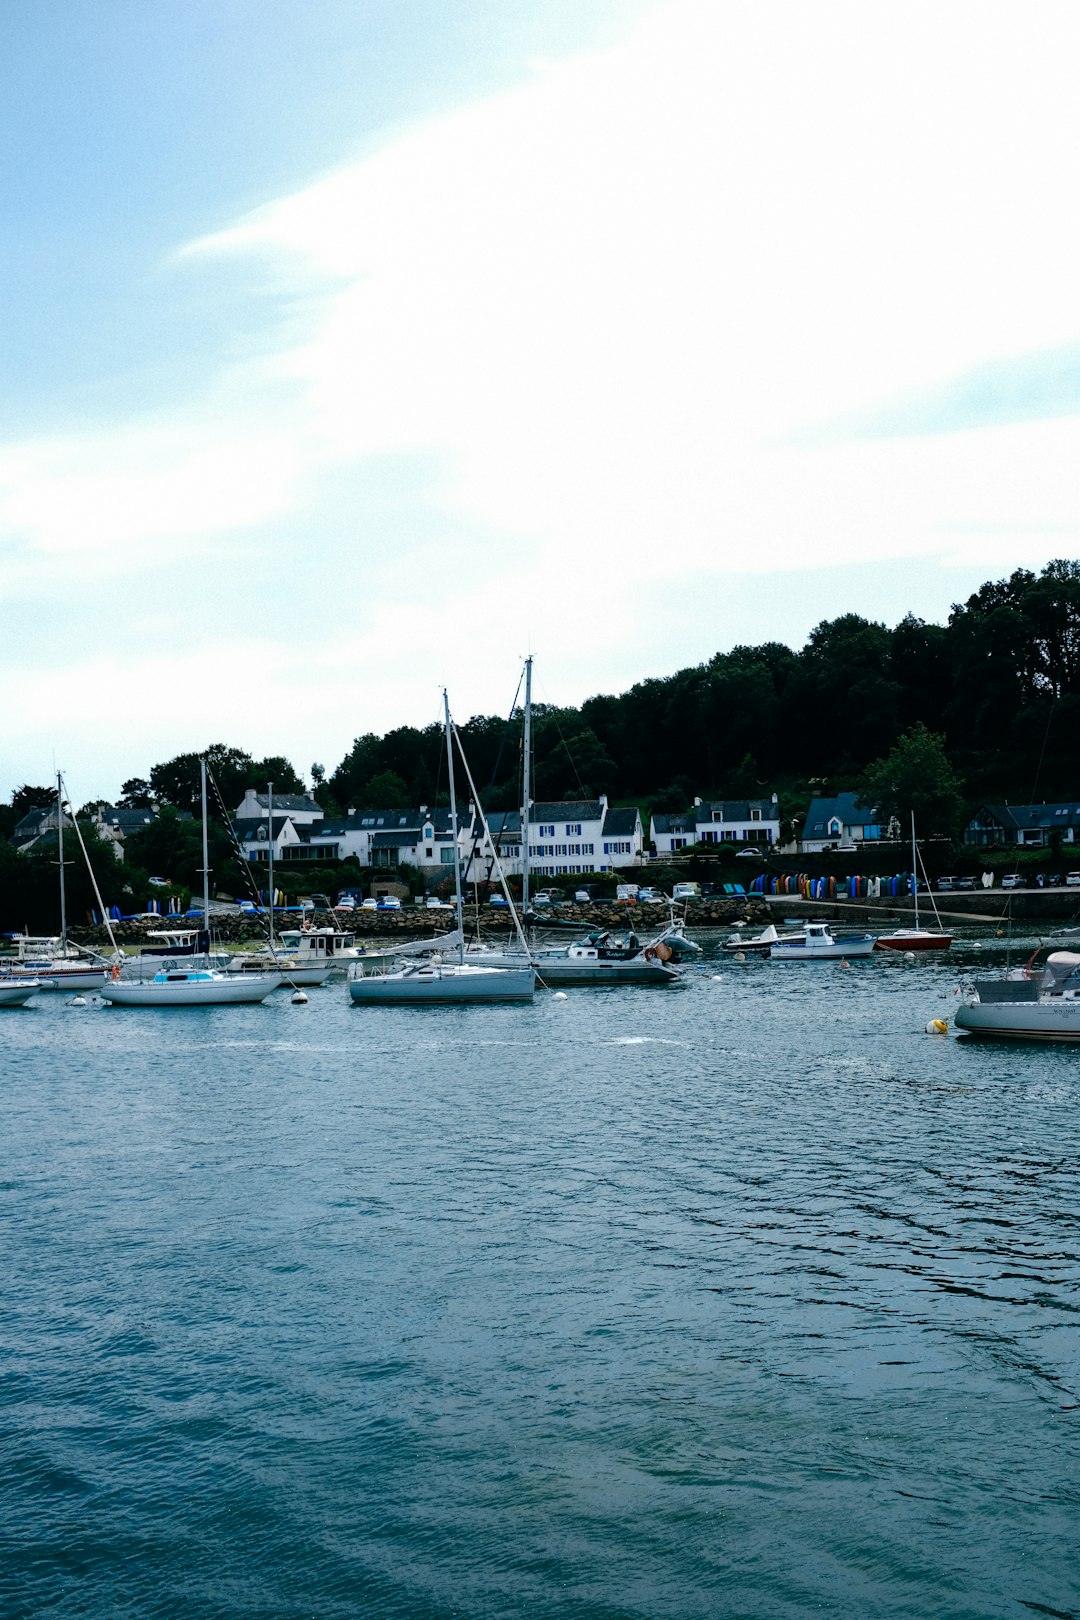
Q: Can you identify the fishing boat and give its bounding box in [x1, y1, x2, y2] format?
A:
[770, 921, 876, 960]
[0, 978, 45, 1008]
[349, 693, 536, 1006]
[875, 814, 952, 951]
[955, 950, 1080, 1040]
[100, 760, 280, 1007]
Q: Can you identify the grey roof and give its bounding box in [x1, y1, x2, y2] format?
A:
[251, 792, 322, 814]
[802, 792, 877, 838]
[233, 815, 293, 842]
[602, 806, 640, 837]
[370, 830, 417, 850]
[13, 806, 66, 837]
[97, 805, 156, 831]
[975, 802, 1080, 830]
[697, 798, 778, 821]
[651, 811, 694, 835]
[481, 811, 522, 837]
[530, 800, 603, 822]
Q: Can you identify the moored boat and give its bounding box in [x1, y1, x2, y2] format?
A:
[0, 978, 45, 1008]
[100, 966, 282, 1007]
[770, 921, 876, 960]
[955, 950, 1080, 1040]
[722, 923, 778, 954]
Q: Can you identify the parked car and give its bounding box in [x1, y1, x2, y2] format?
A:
[615, 884, 639, 901]
[574, 888, 593, 903]
[671, 882, 700, 900]
[148, 875, 170, 888]
[361, 898, 378, 911]
[936, 876, 956, 891]
[376, 896, 401, 911]
[335, 897, 356, 911]
[1000, 873, 1023, 890]
[532, 889, 563, 906]
[425, 896, 451, 910]
[1067, 873, 1080, 887]
[636, 887, 665, 903]
[954, 875, 976, 890]
[488, 894, 509, 907]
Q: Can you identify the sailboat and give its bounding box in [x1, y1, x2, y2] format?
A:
[0, 776, 115, 991]
[874, 814, 952, 951]
[348, 693, 536, 1004]
[100, 760, 282, 1006]
[462, 657, 679, 986]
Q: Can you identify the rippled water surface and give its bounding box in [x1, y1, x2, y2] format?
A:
[2, 946, 1078, 1619]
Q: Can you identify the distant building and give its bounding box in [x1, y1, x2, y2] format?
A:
[963, 802, 1080, 849]
[234, 789, 324, 826]
[799, 792, 884, 853]
[650, 794, 781, 855]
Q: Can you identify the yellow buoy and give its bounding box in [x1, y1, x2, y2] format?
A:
[925, 1018, 948, 1035]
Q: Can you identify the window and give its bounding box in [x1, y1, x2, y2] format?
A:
[538, 823, 555, 838]
[712, 809, 723, 821]
[440, 848, 455, 864]
[425, 847, 433, 858]
[424, 826, 433, 839]
[672, 837, 686, 850]
[750, 808, 761, 821]
[702, 830, 717, 844]
[565, 823, 581, 836]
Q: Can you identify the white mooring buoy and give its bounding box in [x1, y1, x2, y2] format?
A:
[68, 995, 88, 1007]
[552, 991, 568, 1001]
[291, 990, 308, 1004]
[904, 951, 916, 961]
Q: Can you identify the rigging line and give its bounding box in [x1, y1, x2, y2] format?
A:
[1026, 694, 1057, 807]
[531, 672, 590, 802]
[58, 773, 120, 961]
[203, 764, 301, 988]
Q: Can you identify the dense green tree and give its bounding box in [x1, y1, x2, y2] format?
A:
[860, 723, 965, 838]
[12, 784, 56, 818]
[118, 777, 154, 808]
[363, 770, 409, 807]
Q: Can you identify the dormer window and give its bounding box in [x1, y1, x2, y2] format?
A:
[828, 818, 842, 836]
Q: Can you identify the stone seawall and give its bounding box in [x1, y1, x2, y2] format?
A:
[68, 895, 767, 950]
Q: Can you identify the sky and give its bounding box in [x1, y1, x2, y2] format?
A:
[3, 0, 1080, 802]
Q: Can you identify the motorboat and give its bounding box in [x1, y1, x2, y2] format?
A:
[770, 921, 876, 960]
[460, 929, 680, 985]
[652, 916, 702, 961]
[349, 959, 535, 1004]
[99, 966, 282, 1006]
[721, 923, 778, 954]
[225, 951, 334, 987]
[955, 951, 1080, 1040]
[875, 814, 952, 951]
[0, 978, 45, 1008]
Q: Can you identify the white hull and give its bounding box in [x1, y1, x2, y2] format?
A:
[100, 972, 282, 1006]
[226, 959, 334, 986]
[349, 962, 535, 1004]
[462, 946, 678, 984]
[955, 1000, 1080, 1040]
[0, 979, 43, 1007]
[771, 937, 876, 960]
[2, 963, 109, 990]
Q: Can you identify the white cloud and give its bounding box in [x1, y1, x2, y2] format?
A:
[4, 0, 1080, 793]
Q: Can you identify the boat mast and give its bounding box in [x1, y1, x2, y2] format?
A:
[56, 770, 68, 954]
[521, 655, 532, 914]
[911, 811, 920, 931]
[443, 690, 465, 963]
[200, 757, 211, 925]
[267, 781, 274, 938]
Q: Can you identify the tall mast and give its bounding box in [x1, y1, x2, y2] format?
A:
[267, 781, 274, 936]
[200, 757, 211, 925]
[911, 811, 920, 931]
[56, 771, 68, 953]
[521, 655, 532, 913]
[443, 689, 465, 963]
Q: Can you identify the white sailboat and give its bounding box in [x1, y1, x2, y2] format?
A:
[0, 775, 114, 991]
[956, 950, 1080, 1040]
[0, 978, 45, 1008]
[462, 657, 679, 986]
[349, 693, 536, 1005]
[875, 814, 952, 951]
[101, 760, 281, 1007]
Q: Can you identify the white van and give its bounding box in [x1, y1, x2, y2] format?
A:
[615, 883, 639, 901]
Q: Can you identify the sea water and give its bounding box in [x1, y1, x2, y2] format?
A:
[1, 945, 1077, 1619]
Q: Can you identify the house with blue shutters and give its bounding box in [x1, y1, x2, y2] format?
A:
[798, 792, 885, 853]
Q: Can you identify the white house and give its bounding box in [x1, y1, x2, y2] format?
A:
[799, 792, 884, 854]
[461, 798, 645, 881]
[235, 789, 324, 826]
[650, 795, 781, 855]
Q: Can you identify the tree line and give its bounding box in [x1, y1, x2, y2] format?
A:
[4, 560, 1078, 898]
